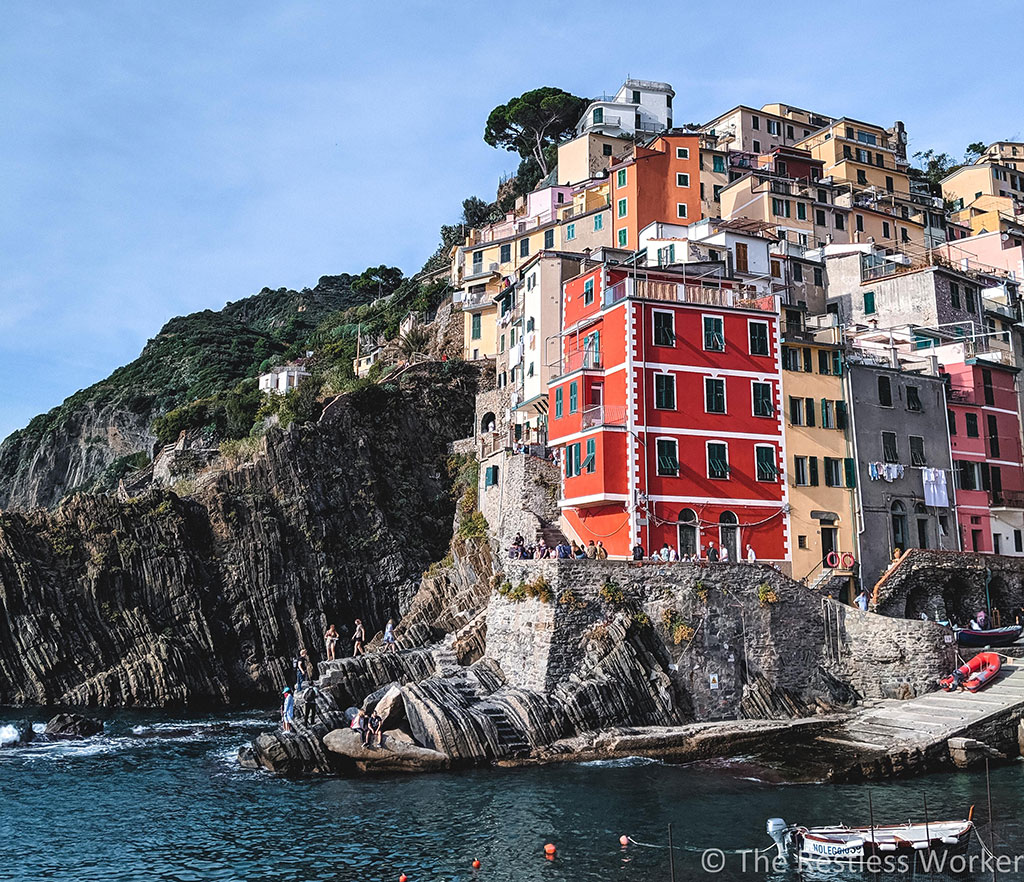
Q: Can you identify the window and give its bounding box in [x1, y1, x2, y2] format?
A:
[593, 108, 604, 125]
[735, 242, 749, 273]
[569, 382, 578, 413]
[484, 465, 499, 488]
[821, 399, 836, 428]
[789, 396, 804, 426]
[782, 346, 800, 371]
[965, 412, 979, 437]
[703, 315, 724, 351]
[909, 435, 926, 466]
[544, 229, 554, 249]
[751, 115, 760, 130]
[793, 456, 809, 486]
[705, 377, 726, 413]
[752, 139, 761, 153]
[555, 388, 563, 418]
[948, 409, 956, 435]
[950, 282, 961, 310]
[617, 198, 627, 218]
[906, 386, 922, 412]
[824, 457, 842, 487]
[707, 443, 729, 479]
[988, 414, 1000, 457]
[834, 213, 846, 231]
[471, 313, 482, 340]
[749, 322, 769, 355]
[582, 278, 595, 306]
[676, 172, 690, 187]
[713, 155, 725, 173]
[772, 197, 791, 217]
[594, 215, 603, 231]
[803, 348, 812, 373]
[882, 221, 891, 239]
[844, 458, 857, 488]
[632, 89, 641, 103]
[767, 119, 779, 135]
[565, 223, 576, 241]
[583, 438, 596, 474]
[957, 459, 978, 491]
[982, 369, 994, 405]
[500, 243, 511, 263]
[655, 374, 676, 409]
[753, 382, 773, 417]
[565, 443, 582, 477]
[793, 262, 803, 282]
[520, 238, 530, 257]
[796, 202, 807, 221]
[885, 175, 894, 192]
[616, 168, 626, 187]
[857, 169, 868, 185]
[472, 250, 484, 272]
[756, 446, 778, 482]
[818, 350, 832, 374]
[836, 401, 848, 429]
[656, 439, 679, 476]
[675, 146, 689, 160]
[653, 311, 675, 346]
[815, 209, 827, 226]
[602, 143, 613, 157]
[856, 214, 864, 233]
[676, 203, 688, 219]
[713, 184, 722, 201]
[813, 268, 823, 286]
[617, 228, 627, 247]
[878, 375, 892, 407]
[882, 431, 899, 463]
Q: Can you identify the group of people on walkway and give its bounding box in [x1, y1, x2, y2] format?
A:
[631, 541, 757, 565]
[508, 534, 609, 560]
[323, 617, 398, 660]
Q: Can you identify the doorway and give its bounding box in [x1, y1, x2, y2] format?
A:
[678, 508, 698, 558]
[719, 511, 739, 562]
[821, 526, 838, 565]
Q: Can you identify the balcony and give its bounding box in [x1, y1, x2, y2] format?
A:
[990, 490, 1024, 509]
[554, 350, 602, 378]
[604, 277, 771, 311]
[581, 404, 628, 430]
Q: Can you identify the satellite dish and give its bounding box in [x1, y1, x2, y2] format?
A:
[1002, 233, 1010, 241]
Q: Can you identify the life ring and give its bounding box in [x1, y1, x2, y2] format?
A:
[841, 552, 855, 569]
[825, 551, 840, 568]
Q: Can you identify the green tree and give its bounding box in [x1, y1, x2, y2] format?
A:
[461, 196, 495, 228]
[484, 87, 589, 176]
[910, 149, 958, 190]
[351, 266, 405, 304]
[965, 141, 987, 163]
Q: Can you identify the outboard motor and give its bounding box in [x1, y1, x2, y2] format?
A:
[766, 818, 792, 860]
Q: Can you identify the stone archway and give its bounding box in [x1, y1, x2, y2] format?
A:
[905, 581, 942, 620]
[941, 575, 980, 627]
[480, 412, 496, 434]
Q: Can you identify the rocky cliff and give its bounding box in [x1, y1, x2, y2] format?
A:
[0, 362, 478, 707]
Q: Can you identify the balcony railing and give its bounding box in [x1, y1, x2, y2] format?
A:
[558, 350, 602, 376]
[604, 277, 771, 311]
[480, 432, 507, 459]
[990, 490, 1024, 509]
[581, 404, 628, 429]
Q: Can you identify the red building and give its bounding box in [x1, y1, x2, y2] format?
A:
[546, 263, 787, 560]
[942, 349, 1024, 554]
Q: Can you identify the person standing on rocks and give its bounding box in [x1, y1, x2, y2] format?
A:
[281, 687, 295, 733]
[324, 624, 339, 661]
[383, 618, 397, 653]
[302, 684, 321, 726]
[294, 649, 312, 690]
[352, 619, 366, 656]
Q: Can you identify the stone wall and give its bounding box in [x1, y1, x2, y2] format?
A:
[496, 559, 852, 720]
[824, 599, 956, 699]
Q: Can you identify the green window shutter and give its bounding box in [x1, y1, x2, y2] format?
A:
[555, 388, 563, 418]
[836, 401, 848, 429]
[864, 290, 876, 314]
[618, 228, 628, 247]
[471, 313, 482, 339]
[617, 168, 626, 187]
[821, 398, 828, 425]
[805, 397, 815, 427]
[569, 383, 578, 413]
[808, 456, 819, 486]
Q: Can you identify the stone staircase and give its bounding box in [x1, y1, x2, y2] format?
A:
[537, 522, 567, 549]
[478, 703, 531, 756]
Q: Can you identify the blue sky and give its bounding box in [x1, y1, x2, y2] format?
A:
[2, 1, 1020, 441]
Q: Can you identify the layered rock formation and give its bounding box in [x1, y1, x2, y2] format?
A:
[0, 363, 477, 707]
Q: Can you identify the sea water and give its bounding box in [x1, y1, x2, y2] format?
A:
[1, 709, 1022, 881]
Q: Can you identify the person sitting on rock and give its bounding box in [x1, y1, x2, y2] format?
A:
[351, 708, 367, 740]
[556, 541, 572, 559]
[281, 687, 295, 733]
[365, 711, 383, 748]
[572, 542, 587, 559]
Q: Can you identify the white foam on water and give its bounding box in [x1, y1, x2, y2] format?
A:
[0, 724, 21, 746]
[579, 756, 664, 768]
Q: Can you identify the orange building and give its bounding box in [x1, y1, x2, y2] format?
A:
[609, 133, 703, 250]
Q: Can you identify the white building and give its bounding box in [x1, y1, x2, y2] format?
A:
[575, 78, 674, 139]
[258, 364, 310, 395]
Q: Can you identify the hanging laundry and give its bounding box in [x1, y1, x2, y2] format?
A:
[922, 468, 948, 507]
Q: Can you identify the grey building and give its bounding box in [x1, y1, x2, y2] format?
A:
[846, 349, 957, 587]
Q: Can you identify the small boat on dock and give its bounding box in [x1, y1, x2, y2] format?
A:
[940, 652, 1002, 693]
[767, 815, 973, 864]
[956, 625, 1022, 647]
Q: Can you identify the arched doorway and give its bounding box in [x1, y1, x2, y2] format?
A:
[480, 412, 496, 434]
[678, 508, 698, 558]
[890, 500, 907, 553]
[719, 511, 739, 562]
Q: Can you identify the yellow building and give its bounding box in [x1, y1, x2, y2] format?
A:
[699, 132, 729, 218]
[557, 132, 632, 186]
[951, 194, 1024, 236]
[780, 312, 858, 596]
[796, 118, 910, 195]
[943, 162, 1024, 213]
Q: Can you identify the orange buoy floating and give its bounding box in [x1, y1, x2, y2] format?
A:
[399, 875, 408, 882]
[544, 843, 557, 856]
[472, 859, 481, 869]
[620, 834, 630, 846]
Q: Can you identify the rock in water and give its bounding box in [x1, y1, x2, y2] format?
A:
[44, 713, 103, 739]
[323, 727, 449, 773]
